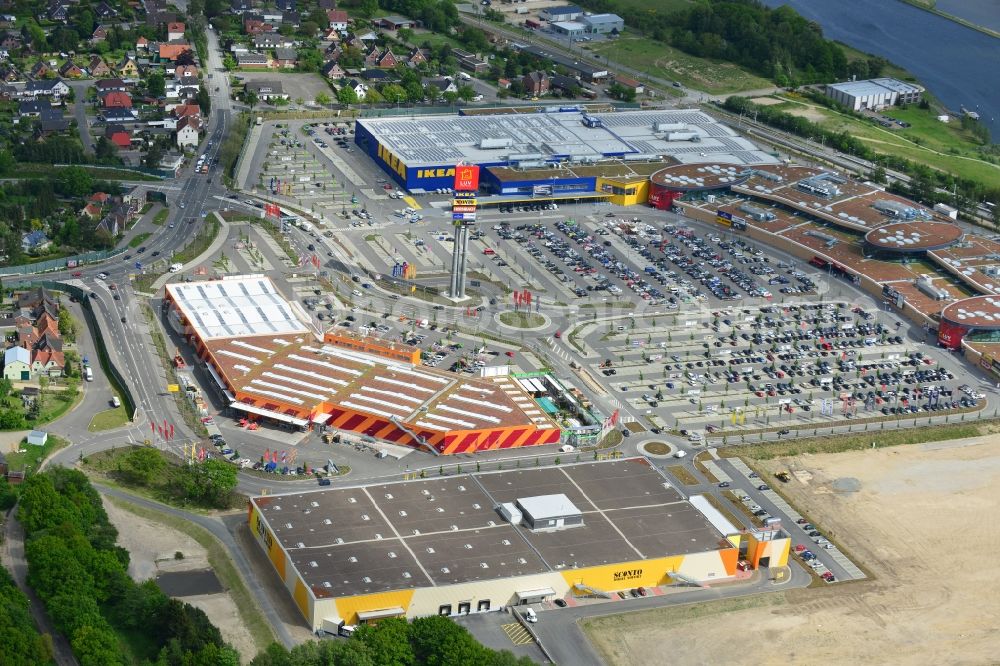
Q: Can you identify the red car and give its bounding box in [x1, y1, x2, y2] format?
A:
[71, 271, 82, 277]
[554, 331, 561, 339]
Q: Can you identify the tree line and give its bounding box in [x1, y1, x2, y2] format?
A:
[577, 0, 878, 86]
[18, 468, 239, 665]
[0, 566, 52, 665]
[251, 616, 537, 666]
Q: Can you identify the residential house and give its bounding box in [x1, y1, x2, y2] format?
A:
[100, 107, 137, 123]
[29, 61, 49, 78]
[245, 80, 288, 101]
[2, 346, 30, 381]
[175, 114, 201, 148]
[31, 348, 63, 377]
[23, 79, 70, 98]
[523, 71, 550, 96]
[91, 24, 109, 43]
[95, 78, 127, 94]
[18, 100, 46, 117]
[89, 192, 110, 205]
[426, 77, 457, 95]
[167, 21, 185, 41]
[614, 74, 643, 95]
[253, 32, 293, 49]
[282, 11, 300, 27]
[158, 43, 192, 62]
[317, 0, 335, 9]
[326, 9, 349, 30]
[343, 78, 367, 100]
[37, 108, 68, 133]
[406, 48, 427, 67]
[89, 56, 112, 77]
[243, 17, 270, 35]
[81, 202, 103, 218]
[497, 77, 511, 89]
[260, 9, 282, 24]
[136, 36, 149, 50]
[0, 32, 21, 51]
[230, 42, 250, 56]
[94, 1, 118, 19]
[377, 48, 398, 69]
[105, 123, 132, 148]
[117, 56, 140, 76]
[0, 450, 6, 478]
[236, 52, 269, 69]
[230, 0, 254, 12]
[549, 74, 579, 94]
[101, 91, 132, 109]
[46, 1, 68, 22]
[21, 230, 49, 253]
[321, 60, 344, 80]
[17, 287, 58, 315]
[96, 198, 138, 238]
[361, 68, 391, 82]
[363, 47, 379, 69]
[273, 47, 297, 68]
[375, 16, 414, 30]
[276, 0, 296, 9]
[58, 60, 83, 78]
[26, 430, 48, 446]
[172, 103, 201, 119]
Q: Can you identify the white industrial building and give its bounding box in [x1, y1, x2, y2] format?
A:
[825, 78, 924, 112]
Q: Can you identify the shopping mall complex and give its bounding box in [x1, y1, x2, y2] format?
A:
[355, 106, 1000, 372]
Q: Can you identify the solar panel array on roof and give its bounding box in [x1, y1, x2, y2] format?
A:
[167, 277, 309, 340]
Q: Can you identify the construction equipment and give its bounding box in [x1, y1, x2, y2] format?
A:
[775, 471, 791, 483]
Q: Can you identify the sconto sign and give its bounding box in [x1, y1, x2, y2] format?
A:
[454, 165, 480, 192]
[613, 568, 643, 582]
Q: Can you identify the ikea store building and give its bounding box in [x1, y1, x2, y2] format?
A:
[354, 108, 777, 201]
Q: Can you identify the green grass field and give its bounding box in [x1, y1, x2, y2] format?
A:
[152, 209, 169, 226]
[765, 94, 1000, 187]
[4, 434, 68, 474]
[128, 232, 151, 248]
[592, 37, 772, 95]
[88, 405, 129, 432]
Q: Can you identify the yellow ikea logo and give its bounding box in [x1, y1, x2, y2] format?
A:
[416, 168, 456, 180]
[377, 144, 406, 179]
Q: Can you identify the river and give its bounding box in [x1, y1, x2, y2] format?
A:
[761, 0, 999, 139]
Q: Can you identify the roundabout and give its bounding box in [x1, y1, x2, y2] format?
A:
[639, 440, 675, 458]
[496, 310, 550, 330]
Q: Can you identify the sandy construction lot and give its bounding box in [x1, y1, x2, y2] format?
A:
[103, 499, 257, 663]
[585, 435, 1000, 665]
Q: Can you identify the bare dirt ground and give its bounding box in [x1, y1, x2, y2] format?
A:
[748, 96, 784, 106]
[585, 435, 1000, 665]
[780, 104, 830, 123]
[102, 499, 258, 664]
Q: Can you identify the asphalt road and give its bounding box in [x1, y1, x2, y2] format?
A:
[69, 81, 95, 155]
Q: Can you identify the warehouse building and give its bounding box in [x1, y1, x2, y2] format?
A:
[164, 276, 561, 454]
[355, 108, 777, 193]
[825, 78, 924, 111]
[580, 13, 624, 34]
[248, 457, 790, 631]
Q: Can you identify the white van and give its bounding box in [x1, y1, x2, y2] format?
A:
[169, 262, 183, 273]
[674, 450, 688, 458]
[524, 608, 537, 623]
[111, 396, 121, 408]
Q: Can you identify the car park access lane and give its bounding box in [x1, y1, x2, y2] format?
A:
[717, 458, 867, 582]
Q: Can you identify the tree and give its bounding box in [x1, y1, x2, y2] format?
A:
[242, 88, 259, 110]
[176, 459, 237, 507]
[56, 166, 93, 197]
[95, 136, 118, 161]
[314, 92, 331, 106]
[222, 54, 237, 71]
[196, 86, 212, 115]
[397, 28, 414, 44]
[380, 83, 407, 105]
[457, 84, 476, 103]
[353, 619, 414, 666]
[337, 85, 358, 105]
[410, 616, 486, 665]
[147, 71, 165, 98]
[442, 91, 459, 106]
[58, 309, 77, 342]
[117, 447, 166, 486]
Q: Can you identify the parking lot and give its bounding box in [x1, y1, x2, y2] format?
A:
[579, 300, 981, 440]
